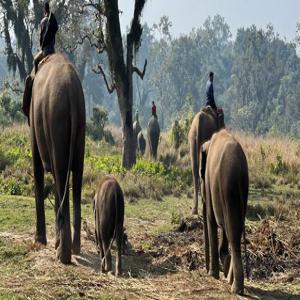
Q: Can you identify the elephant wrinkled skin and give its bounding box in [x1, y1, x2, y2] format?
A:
[188, 106, 224, 215]
[201, 129, 248, 295]
[147, 116, 160, 160]
[30, 53, 85, 264]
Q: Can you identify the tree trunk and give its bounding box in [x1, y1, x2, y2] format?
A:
[121, 109, 136, 168]
[104, 0, 137, 168]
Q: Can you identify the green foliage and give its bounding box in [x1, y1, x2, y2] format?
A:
[170, 209, 182, 225]
[170, 120, 183, 149]
[270, 155, 289, 175]
[0, 89, 24, 126]
[86, 155, 125, 175]
[86, 106, 115, 145]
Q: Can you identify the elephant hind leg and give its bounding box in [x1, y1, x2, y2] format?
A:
[219, 228, 230, 277]
[32, 134, 47, 245]
[103, 239, 112, 273]
[190, 139, 199, 215]
[229, 240, 244, 295]
[54, 166, 72, 264]
[72, 166, 83, 255]
[207, 202, 219, 279]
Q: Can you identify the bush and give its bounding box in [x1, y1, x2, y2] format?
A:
[270, 154, 289, 175]
[86, 106, 114, 144]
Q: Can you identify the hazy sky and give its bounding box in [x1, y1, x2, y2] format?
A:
[119, 0, 300, 41]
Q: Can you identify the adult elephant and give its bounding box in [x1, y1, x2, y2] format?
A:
[147, 116, 160, 160]
[188, 107, 224, 215]
[30, 53, 85, 264]
[201, 129, 248, 294]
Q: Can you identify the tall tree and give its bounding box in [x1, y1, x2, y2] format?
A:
[0, 0, 41, 80]
[0, 0, 86, 81]
[79, 0, 147, 168]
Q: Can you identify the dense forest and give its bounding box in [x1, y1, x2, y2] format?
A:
[0, 7, 300, 137]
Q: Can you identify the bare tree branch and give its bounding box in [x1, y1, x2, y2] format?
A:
[132, 59, 147, 80]
[93, 64, 115, 94]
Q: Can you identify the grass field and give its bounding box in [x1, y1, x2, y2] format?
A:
[0, 125, 299, 299]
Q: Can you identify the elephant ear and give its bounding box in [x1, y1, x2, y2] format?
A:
[200, 141, 211, 180]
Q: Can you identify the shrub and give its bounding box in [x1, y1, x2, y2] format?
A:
[86, 106, 114, 144]
[270, 154, 289, 175]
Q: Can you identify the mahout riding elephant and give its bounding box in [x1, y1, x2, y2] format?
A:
[93, 176, 124, 276]
[188, 106, 224, 215]
[201, 129, 248, 294]
[147, 116, 160, 160]
[30, 53, 85, 264]
[137, 131, 146, 156]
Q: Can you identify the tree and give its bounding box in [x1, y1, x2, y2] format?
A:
[79, 0, 147, 168]
[0, 0, 40, 80]
[0, 0, 87, 80]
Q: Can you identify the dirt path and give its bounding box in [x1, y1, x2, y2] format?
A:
[0, 220, 299, 300]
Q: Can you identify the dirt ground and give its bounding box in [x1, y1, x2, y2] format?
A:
[0, 203, 299, 300]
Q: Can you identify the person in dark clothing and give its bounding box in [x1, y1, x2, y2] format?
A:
[34, 2, 58, 73]
[152, 101, 157, 118]
[206, 71, 217, 110]
[23, 2, 58, 122]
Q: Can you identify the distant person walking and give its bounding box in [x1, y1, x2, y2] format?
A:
[151, 101, 157, 118]
[206, 71, 217, 110]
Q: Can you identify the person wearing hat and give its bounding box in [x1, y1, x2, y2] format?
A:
[206, 71, 217, 110]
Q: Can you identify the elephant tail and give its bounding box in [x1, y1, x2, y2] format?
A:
[57, 90, 77, 230]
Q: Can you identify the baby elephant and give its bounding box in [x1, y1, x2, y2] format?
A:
[201, 129, 248, 295]
[93, 176, 124, 276]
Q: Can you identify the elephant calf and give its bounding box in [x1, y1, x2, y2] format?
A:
[201, 129, 248, 295]
[93, 176, 124, 276]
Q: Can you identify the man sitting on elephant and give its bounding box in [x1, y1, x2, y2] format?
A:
[151, 101, 157, 119]
[206, 72, 217, 110]
[22, 2, 58, 121]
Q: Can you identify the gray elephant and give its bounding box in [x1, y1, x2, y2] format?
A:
[137, 131, 146, 156]
[133, 120, 141, 138]
[201, 129, 248, 295]
[30, 53, 85, 264]
[147, 116, 160, 160]
[188, 106, 224, 215]
[93, 176, 124, 276]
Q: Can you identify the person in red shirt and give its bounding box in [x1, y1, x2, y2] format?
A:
[152, 101, 157, 118]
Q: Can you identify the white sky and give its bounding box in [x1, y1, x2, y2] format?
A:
[119, 0, 300, 41]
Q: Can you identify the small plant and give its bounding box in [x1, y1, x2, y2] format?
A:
[270, 154, 288, 175]
[170, 120, 184, 150]
[171, 209, 182, 225]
